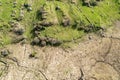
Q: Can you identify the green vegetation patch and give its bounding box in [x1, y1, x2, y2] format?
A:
[0, 0, 120, 47]
[40, 26, 84, 42]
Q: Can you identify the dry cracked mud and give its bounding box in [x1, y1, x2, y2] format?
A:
[0, 22, 120, 80]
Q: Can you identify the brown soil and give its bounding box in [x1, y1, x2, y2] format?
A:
[0, 21, 120, 80]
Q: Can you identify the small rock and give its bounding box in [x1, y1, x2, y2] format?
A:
[17, 10, 24, 21]
[13, 1, 17, 5]
[11, 14, 16, 17]
[17, 16, 24, 21]
[39, 37, 47, 41]
[13, 1, 17, 7]
[12, 36, 26, 43]
[55, 6, 61, 10]
[12, 10, 16, 14]
[9, 21, 19, 27]
[1, 49, 10, 57]
[31, 37, 40, 45]
[27, 7, 32, 11]
[24, 3, 31, 8]
[88, 35, 92, 40]
[40, 21, 53, 26]
[29, 51, 37, 58]
[49, 39, 62, 46]
[34, 31, 40, 36]
[34, 23, 45, 31]
[13, 27, 25, 35]
[40, 41, 46, 47]
[62, 16, 70, 27]
[71, 0, 77, 4]
[29, 54, 35, 58]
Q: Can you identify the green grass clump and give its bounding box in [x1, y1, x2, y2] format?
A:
[0, 22, 11, 47]
[40, 26, 84, 42]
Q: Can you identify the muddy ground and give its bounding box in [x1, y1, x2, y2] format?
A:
[0, 22, 120, 80]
